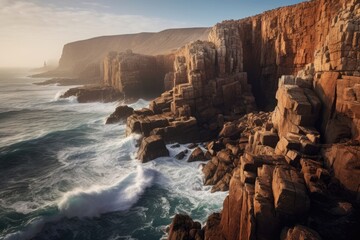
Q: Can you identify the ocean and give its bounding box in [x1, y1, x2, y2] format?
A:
[0, 69, 227, 240]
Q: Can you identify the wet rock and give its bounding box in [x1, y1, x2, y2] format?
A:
[187, 143, 198, 149]
[187, 147, 206, 162]
[171, 143, 181, 148]
[175, 150, 188, 160]
[137, 135, 169, 163]
[61, 86, 123, 103]
[106, 105, 134, 124]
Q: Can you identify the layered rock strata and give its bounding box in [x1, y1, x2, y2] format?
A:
[238, 0, 360, 108]
[168, 63, 360, 239]
[54, 28, 210, 82]
[103, 50, 174, 97]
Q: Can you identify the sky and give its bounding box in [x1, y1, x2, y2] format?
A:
[0, 0, 304, 68]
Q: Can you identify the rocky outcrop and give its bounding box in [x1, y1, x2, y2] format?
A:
[60, 85, 123, 103]
[201, 112, 272, 193]
[111, 0, 360, 239]
[167, 40, 256, 122]
[322, 143, 360, 195]
[167, 214, 203, 240]
[315, 73, 360, 143]
[53, 28, 210, 83]
[103, 50, 173, 97]
[125, 107, 207, 144]
[137, 135, 169, 163]
[124, 36, 257, 145]
[187, 147, 207, 162]
[181, 62, 359, 240]
[106, 105, 134, 124]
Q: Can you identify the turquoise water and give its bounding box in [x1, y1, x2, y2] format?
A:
[0, 69, 227, 240]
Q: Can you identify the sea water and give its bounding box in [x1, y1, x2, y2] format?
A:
[0, 69, 227, 240]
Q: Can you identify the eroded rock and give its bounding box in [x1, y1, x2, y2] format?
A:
[137, 135, 169, 162]
[106, 105, 134, 124]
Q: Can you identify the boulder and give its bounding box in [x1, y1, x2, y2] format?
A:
[167, 214, 201, 240]
[322, 144, 360, 196]
[187, 147, 206, 162]
[175, 150, 188, 160]
[219, 122, 240, 138]
[137, 135, 169, 163]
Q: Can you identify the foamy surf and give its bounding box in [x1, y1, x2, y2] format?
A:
[58, 164, 156, 218]
[3, 165, 156, 240]
[0, 72, 226, 240]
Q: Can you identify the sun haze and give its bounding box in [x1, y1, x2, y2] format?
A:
[0, 0, 304, 68]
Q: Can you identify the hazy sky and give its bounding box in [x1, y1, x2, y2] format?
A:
[0, 0, 304, 68]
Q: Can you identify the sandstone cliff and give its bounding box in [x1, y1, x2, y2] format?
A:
[102, 50, 174, 97]
[154, 0, 360, 239]
[56, 28, 210, 82]
[212, 0, 359, 109]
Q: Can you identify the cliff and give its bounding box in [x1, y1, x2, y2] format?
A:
[211, 0, 359, 109]
[120, 0, 359, 239]
[102, 50, 174, 97]
[56, 28, 210, 82]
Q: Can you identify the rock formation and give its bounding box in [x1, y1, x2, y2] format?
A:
[49, 28, 210, 83]
[60, 85, 123, 103]
[210, 0, 360, 110]
[137, 135, 169, 163]
[106, 105, 134, 124]
[103, 50, 174, 97]
[101, 0, 360, 239]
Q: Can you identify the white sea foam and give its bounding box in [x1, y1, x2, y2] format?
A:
[147, 144, 228, 222]
[53, 90, 64, 101]
[128, 98, 149, 109]
[58, 164, 155, 218]
[1, 74, 227, 239]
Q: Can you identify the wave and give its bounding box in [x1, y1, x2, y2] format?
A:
[128, 98, 149, 110]
[58, 164, 156, 218]
[3, 165, 155, 240]
[0, 108, 33, 118]
[52, 90, 78, 103]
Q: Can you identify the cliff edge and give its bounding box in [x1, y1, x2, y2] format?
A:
[53, 28, 210, 82]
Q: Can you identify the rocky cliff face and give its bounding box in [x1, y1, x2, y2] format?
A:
[102, 50, 174, 97]
[163, 0, 360, 240]
[56, 28, 210, 82]
[212, 0, 360, 109]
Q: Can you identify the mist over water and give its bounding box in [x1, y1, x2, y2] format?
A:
[0, 69, 226, 240]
